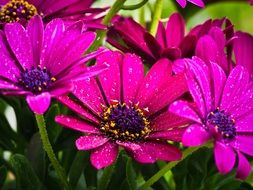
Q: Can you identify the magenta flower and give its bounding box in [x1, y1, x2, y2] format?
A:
[0, 15, 106, 114]
[234, 31, 253, 79]
[107, 13, 234, 69]
[0, 0, 105, 29]
[170, 57, 253, 179]
[55, 51, 189, 169]
[176, 0, 204, 8]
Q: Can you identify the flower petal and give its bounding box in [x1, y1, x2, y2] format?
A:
[122, 53, 144, 104]
[5, 22, 33, 69]
[236, 151, 251, 179]
[55, 115, 100, 133]
[231, 134, 253, 156]
[169, 100, 202, 123]
[148, 128, 186, 142]
[214, 141, 236, 175]
[26, 92, 51, 114]
[96, 51, 122, 102]
[182, 124, 211, 146]
[75, 135, 109, 150]
[90, 141, 118, 169]
[166, 13, 185, 47]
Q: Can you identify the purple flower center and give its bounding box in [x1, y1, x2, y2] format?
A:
[18, 66, 56, 94]
[207, 108, 236, 139]
[0, 0, 38, 23]
[100, 103, 151, 141]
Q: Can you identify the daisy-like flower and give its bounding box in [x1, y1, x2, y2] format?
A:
[170, 57, 253, 179]
[176, 0, 204, 8]
[0, 0, 105, 29]
[55, 51, 189, 169]
[234, 31, 253, 79]
[107, 13, 234, 70]
[0, 15, 106, 114]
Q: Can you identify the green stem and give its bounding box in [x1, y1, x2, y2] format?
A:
[122, 0, 148, 10]
[87, 0, 127, 55]
[149, 0, 163, 36]
[35, 114, 70, 190]
[138, 143, 213, 190]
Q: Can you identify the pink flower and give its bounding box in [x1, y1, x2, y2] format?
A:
[0, 0, 105, 29]
[170, 57, 253, 179]
[55, 51, 189, 169]
[0, 15, 106, 114]
[107, 13, 234, 72]
[176, 0, 204, 8]
[234, 31, 253, 79]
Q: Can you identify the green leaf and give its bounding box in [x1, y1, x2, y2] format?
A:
[0, 166, 7, 188]
[97, 164, 115, 190]
[68, 151, 89, 189]
[45, 103, 62, 144]
[126, 158, 137, 190]
[10, 154, 45, 190]
[26, 133, 46, 181]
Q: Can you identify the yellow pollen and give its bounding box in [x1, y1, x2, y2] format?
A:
[0, 0, 38, 23]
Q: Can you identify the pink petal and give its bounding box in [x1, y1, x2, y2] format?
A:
[231, 134, 253, 156]
[236, 151, 251, 179]
[55, 115, 100, 133]
[75, 135, 109, 150]
[166, 13, 185, 47]
[176, 0, 187, 8]
[40, 19, 65, 68]
[90, 141, 118, 169]
[188, 0, 205, 7]
[221, 66, 249, 112]
[169, 100, 202, 123]
[186, 57, 212, 116]
[148, 128, 186, 142]
[122, 53, 144, 104]
[151, 111, 191, 131]
[27, 15, 44, 66]
[96, 51, 122, 102]
[156, 22, 166, 48]
[209, 62, 226, 108]
[58, 95, 99, 123]
[5, 22, 33, 69]
[0, 32, 19, 81]
[182, 124, 211, 146]
[72, 77, 105, 114]
[236, 112, 253, 132]
[136, 59, 172, 114]
[234, 32, 253, 79]
[214, 141, 236, 175]
[26, 92, 51, 114]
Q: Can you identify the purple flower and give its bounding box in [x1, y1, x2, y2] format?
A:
[0, 15, 106, 114]
[234, 31, 253, 79]
[55, 51, 189, 169]
[176, 0, 204, 8]
[107, 13, 234, 70]
[0, 0, 105, 29]
[170, 57, 253, 179]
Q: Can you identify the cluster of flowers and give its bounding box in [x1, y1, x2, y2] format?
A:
[0, 0, 253, 182]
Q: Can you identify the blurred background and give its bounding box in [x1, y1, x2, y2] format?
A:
[93, 0, 253, 34]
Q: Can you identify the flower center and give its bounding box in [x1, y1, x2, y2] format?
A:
[0, 0, 38, 23]
[100, 103, 151, 141]
[18, 66, 56, 94]
[207, 108, 236, 139]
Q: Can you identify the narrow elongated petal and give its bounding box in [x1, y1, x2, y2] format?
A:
[166, 13, 185, 47]
[214, 141, 236, 175]
[182, 124, 211, 146]
[75, 135, 109, 150]
[231, 134, 253, 156]
[5, 22, 33, 69]
[236, 152, 251, 179]
[26, 92, 51, 114]
[55, 115, 100, 133]
[122, 53, 144, 104]
[90, 141, 118, 169]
